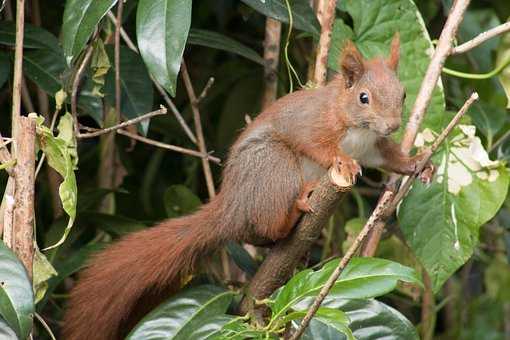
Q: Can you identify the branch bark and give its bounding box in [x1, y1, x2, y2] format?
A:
[181, 62, 216, 199]
[240, 169, 352, 314]
[13, 116, 36, 277]
[313, 0, 338, 85]
[451, 21, 510, 55]
[261, 17, 282, 108]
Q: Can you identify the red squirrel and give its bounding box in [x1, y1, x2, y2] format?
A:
[63, 33, 425, 339]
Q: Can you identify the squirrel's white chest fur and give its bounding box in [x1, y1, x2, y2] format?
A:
[340, 128, 384, 168]
[299, 128, 385, 182]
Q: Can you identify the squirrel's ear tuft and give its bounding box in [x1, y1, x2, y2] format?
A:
[341, 40, 365, 88]
[387, 32, 400, 71]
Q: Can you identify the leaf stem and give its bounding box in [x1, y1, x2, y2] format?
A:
[442, 57, 510, 79]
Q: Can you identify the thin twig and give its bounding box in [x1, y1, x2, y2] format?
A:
[77, 107, 167, 138]
[451, 21, 510, 55]
[71, 43, 95, 136]
[313, 0, 338, 86]
[11, 0, 25, 140]
[114, 0, 124, 125]
[106, 11, 198, 145]
[291, 92, 477, 338]
[116, 129, 220, 164]
[490, 128, 510, 152]
[391, 92, 479, 207]
[181, 62, 216, 198]
[0, 132, 13, 176]
[195, 77, 215, 105]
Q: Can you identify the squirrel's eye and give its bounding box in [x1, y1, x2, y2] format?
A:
[359, 92, 369, 104]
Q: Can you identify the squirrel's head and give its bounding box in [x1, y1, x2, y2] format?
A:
[338, 33, 405, 136]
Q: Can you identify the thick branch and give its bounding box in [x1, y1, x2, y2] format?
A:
[13, 116, 36, 277]
[241, 169, 352, 313]
[313, 0, 338, 85]
[401, 0, 471, 153]
[451, 21, 510, 55]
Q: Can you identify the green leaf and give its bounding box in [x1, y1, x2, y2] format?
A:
[0, 21, 60, 50]
[241, 0, 320, 36]
[24, 48, 67, 96]
[399, 126, 510, 291]
[0, 51, 11, 89]
[271, 258, 421, 322]
[136, 0, 192, 96]
[188, 29, 264, 65]
[294, 299, 419, 340]
[226, 242, 258, 277]
[0, 241, 34, 339]
[329, 0, 446, 136]
[164, 185, 201, 218]
[61, 0, 118, 64]
[0, 317, 17, 340]
[127, 285, 234, 340]
[283, 308, 354, 340]
[36, 113, 78, 250]
[32, 249, 57, 304]
[104, 46, 154, 135]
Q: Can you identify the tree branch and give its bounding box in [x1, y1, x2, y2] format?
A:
[71, 43, 95, 136]
[451, 21, 510, 55]
[77, 107, 167, 138]
[13, 116, 36, 277]
[313, 0, 338, 85]
[261, 17, 282, 108]
[114, 0, 124, 125]
[181, 62, 216, 199]
[240, 168, 353, 314]
[116, 128, 220, 164]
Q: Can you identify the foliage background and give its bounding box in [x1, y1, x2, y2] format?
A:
[0, 0, 510, 339]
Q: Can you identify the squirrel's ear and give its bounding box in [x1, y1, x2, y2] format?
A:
[341, 40, 365, 88]
[387, 32, 400, 70]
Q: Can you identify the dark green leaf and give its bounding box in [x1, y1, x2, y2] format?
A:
[188, 29, 264, 65]
[0, 21, 60, 50]
[61, 0, 118, 64]
[399, 127, 510, 291]
[136, 0, 192, 96]
[295, 299, 419, 340]
[164, 185, 201, 218]
[226, 242, 258, 277]
[0, 242, 34, 339]
[104, 46, 154, 135]
[24, 48, 66, 96]
[82, 213, 146, 237]
[241, 0, 320, 36]
[127, 285, 234, 340]
[271, 258, 421, 321]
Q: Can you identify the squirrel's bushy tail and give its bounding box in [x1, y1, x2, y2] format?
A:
[62, 197, 226, 340]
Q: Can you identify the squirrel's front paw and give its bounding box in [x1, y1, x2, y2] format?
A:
[411, 150, 435, 184]
[334, 156, 361, 184]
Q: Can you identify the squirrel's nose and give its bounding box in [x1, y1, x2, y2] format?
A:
[385, 122, 400, 134]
